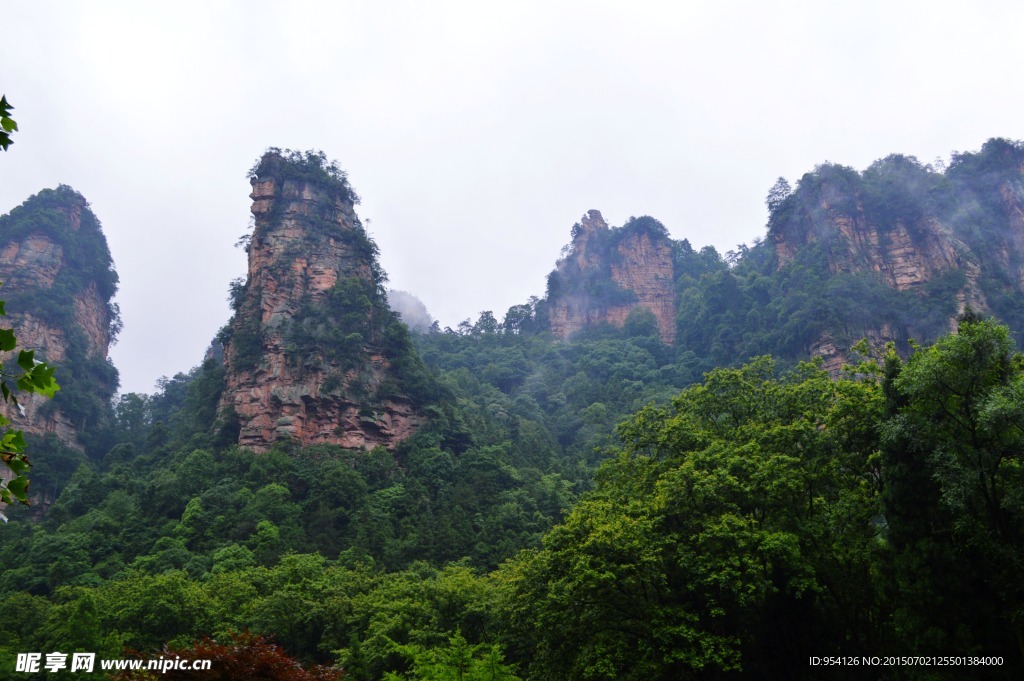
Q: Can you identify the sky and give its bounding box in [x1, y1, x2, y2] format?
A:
[2, 1, 1024, 395]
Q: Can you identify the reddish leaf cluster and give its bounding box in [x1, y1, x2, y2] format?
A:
[112, 631, 343, 681]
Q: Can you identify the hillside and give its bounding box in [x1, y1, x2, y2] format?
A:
[0, 141, 1023, 679]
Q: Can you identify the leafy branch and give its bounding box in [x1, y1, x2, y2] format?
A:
[0, 95, 17, 151]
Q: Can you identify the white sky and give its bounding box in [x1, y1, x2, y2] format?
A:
[2, 1, 1024, 395]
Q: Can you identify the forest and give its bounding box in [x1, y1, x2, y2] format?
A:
[1, 140, 1023, 679]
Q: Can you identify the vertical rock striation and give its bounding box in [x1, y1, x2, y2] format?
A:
[0, 186, 119, 447]
[769, 143, 1024, 369]
[220, 150, 427, 453]
[547, 210, 676, 343]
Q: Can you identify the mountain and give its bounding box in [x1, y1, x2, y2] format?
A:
[218, 150, 436, 452]
[542, 210, 676, 344]
[1, 141, 1023, 679]
[0, 185, 119, 449]
[581, 139, 1024, 377]
[760, 139, 1024, 371]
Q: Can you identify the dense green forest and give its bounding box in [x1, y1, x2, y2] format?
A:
[1, 316, 1022, 679]
[2, 140, 1024, 678]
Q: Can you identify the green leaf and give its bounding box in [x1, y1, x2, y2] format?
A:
[6, 475, 29, 503]
[0, 117, 15, 133]
[0, 328, 15, 352]
[5, 455, 29, 476]
[1, 430, 26, 453]
[17, 349, 35, 371]
[25, 363, 58, 397]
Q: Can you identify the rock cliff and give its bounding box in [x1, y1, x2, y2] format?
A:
[768, 143, 1024, 367]
[0, 186, 119, 447]
[220, 150, 428, 453]
[547, 210, 676, 343]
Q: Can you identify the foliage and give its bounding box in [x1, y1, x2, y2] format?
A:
[112, 631, 343, 680]
[544, 215, 673, 317]
[0, 186, 121, 460]
[0, 94, 16, 151]
[0, 185, 120, 306]
[0, 111, 64, 515]
[248, 148, 360, 205]
[881, 315, 1024, 661]
[0, 339, 59, 517]
[8, 138, 1024, 680]
[500, 357, 887, 679]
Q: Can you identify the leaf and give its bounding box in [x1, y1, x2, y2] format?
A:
[5, 455, 29, 476]
[28, 364, 58, 397]
[1, 429, 26, 453]
[0, 328, 15, 352]
[6, 475, 29, 503]
[0, 117, 15, 133]
[17, 349, 35, 371]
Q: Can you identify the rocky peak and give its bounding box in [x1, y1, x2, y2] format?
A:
[768, 144, 1024, 367]
[579, 208, 608, 234]
[220, 150, 428, 453]
[547, 211, 676, 344]
[0, 185, 119, 449]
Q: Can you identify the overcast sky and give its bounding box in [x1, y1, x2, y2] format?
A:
[3, 1, 1024, 395]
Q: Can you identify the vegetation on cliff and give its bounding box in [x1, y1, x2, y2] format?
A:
[2, 316, 1022, 678]
[3, 141, 1024, 678]
[0, 186, 120, 509]
[221, 149, 439, 451]
[667, 139, 1024, 373]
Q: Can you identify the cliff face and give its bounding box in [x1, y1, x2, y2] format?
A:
[769, 144, 1024, 368]
[220, 151, 426, 453]
[548, 211, 676, 343]
[773, 193, 975, 299]
[0, 186, 119, 447]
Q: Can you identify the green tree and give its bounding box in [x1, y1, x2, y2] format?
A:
[500, 357, 886, 679]
[882, 315, 1024, 664]
[0, 95, 16, 151]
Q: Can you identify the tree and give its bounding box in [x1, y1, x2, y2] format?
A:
[473, 311, 499, 336]
[765, 176, 792, 214]
[111, 631, 342, 681]
[881, 316, 1024, 663]
[501, 357, 886, 679]
[0, 96, 16, 151]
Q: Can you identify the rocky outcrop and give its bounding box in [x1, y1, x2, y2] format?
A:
[220, 151, 425, 453]
[769, 147, 1024, 369]
[548, 210, 676, 343]
[0, 186, 118, 447]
